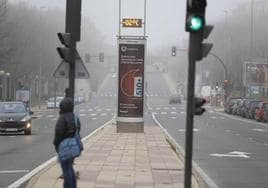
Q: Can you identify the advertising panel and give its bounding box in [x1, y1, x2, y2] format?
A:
[244, 62, 268, 86]
[117, 39, 145, 120]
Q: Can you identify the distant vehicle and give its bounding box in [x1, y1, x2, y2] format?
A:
[0, 101, 33, 135]
[169, 94, 182, 104]
[47, 96, 64, 109]
[255, 102, 268, 122]
[244, 100, 262, 119]
[225, 98, 241, 114]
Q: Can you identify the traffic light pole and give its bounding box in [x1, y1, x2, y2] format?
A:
[68, 40, 76, 100]
[184, 33, 200, 188]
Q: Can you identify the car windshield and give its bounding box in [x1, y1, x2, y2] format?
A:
[0, 103, 26, 113]
[48, 98, 55, 102]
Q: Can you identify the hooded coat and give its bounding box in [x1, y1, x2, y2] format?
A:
[53, 97, 81, 152]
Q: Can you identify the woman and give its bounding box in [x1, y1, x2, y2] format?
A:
[53, 97, 81, 188]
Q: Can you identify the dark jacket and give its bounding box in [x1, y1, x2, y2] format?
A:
[53, 98, 81, 152]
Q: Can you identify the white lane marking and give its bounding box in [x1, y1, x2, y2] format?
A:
[210, 151, 251, 159]
[106, 108, 112, 111]
[210, 116, 217, 119]
[80, 114, 86, 117]
[253, 129, 268, 132]
[178, 128, 199, 132]
[100, 113, 107, 116]
[171, 107, 177, 110]
[97, 109, 102, 112]
[47, 115, 54, 118]
[225, 130, 231, 133]
[180, 111, 186, 114]
[248, 137, 253, 141]
[170, 116, 177, 119]
[0, 170, 29, 174]
[180, 107, 185, 110]
[88, 109, 93, 112]
[34, 115, 43, 118]
[79, 109, 85, 112]
[161, 112, 167, 115]
[164, 107, 169, 110]
[235, 133, 240, 136]
[264, 143, 268, 146]
[91, 117, 97, 120]
[148, 107, 153, 110]
[152, 114, 219, 188]
[90, 113, 97, 116]
[52, 118, 57, 121]
[171, 111, 177, 114]
[220, 117, 225, 120]
[209, 110, 214, 113]
[156, 107, 161, 110]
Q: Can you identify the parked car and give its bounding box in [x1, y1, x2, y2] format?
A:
[231, 99, 243, 115]
[0, 101, 33, 135]
[225, 98, 241, 114]
[47, 96, 64, 109]
[236, 99, 247, 116]
[169, 94, 182, 104]
[255, 102, 268, 122]
[244, 100, 262, 119]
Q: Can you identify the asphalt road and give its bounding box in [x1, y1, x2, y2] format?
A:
[0, 74, 117, 188]
[147, 72, 268, 188]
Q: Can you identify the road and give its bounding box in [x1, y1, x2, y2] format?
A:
[147, 71, 268, 188]
[0, 74, 117, 188]
[3, 68, 268, 188]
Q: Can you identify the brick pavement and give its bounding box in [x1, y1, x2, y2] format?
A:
[26, 123, 199, 188]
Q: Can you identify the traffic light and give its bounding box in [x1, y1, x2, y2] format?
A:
[85, 53, 91, 63]
[215, 81, 219, 90]
[66, 0, 81, 41]
[194, 97, 206, 115]
[57, 33, 72, 62]
[172, 46, 176, 56]
[185, 0, 206, 32]
[99, 52, 104, 62]
[186, 0, 213, 61]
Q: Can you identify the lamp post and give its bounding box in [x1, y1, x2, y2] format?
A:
[38, 6, 47, 109]
[0, 70, 5, 101]
[5, 72, 10, 100]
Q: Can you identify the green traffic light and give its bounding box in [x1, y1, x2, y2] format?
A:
[190, 16, 204, 31]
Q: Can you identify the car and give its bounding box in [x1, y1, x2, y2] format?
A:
[255, 102, 268, 122]
[0, 101, 33, 135]
[244, 100, 262, 119]
[225, 98, 241, 114]
[169, 94, 182, 104]
[47, 96, 64, 109]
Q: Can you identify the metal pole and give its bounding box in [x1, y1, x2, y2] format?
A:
[144, 0, 147, 37]
[68, 41, 76, 101]
[184, 33, 198, 188]
[119, 0, 121, 36]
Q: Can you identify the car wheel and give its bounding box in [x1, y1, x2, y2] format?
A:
[25, 129, 31, 135]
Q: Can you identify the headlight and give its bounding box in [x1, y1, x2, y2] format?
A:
[21, 115, 31, 122]
[26, 123, 31, 128]
[0, 119, 2, 122]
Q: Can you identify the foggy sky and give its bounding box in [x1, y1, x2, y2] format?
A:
[9, 0, 247, 51]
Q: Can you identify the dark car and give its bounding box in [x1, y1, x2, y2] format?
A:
[255, 102, 268, 122]
[244, 100, 262, 119]
[0, 101, 33, 135]
[225, 98, 241, 114]
[169, 94, 182, 104]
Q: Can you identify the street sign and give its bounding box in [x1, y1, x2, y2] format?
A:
[53, 55, 89, 79]
[122, 18, 142, 28]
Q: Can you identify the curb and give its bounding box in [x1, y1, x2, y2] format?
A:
[152, 113, 219, 188]
[7, 118, 115, 188]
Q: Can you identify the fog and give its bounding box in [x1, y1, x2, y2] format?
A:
[9, 0, 245, 52]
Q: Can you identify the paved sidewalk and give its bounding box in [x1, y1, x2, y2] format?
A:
[26, 123, 199, 188]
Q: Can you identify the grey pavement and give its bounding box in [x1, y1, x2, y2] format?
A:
[25, 122, 200, 188]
